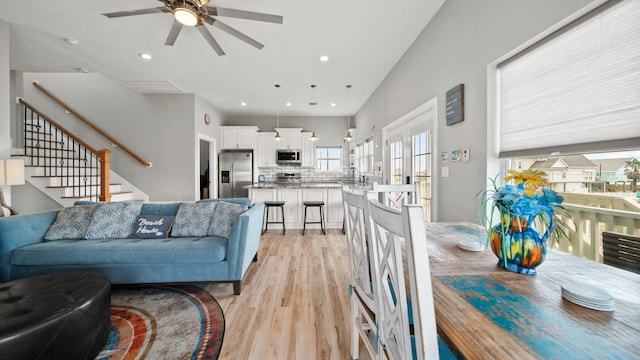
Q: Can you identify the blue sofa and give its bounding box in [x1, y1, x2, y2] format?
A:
[0, 198, 265, 295]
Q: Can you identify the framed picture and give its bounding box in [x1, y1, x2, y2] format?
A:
[446, 84, 465, 126]
[451, 150, 462, 162]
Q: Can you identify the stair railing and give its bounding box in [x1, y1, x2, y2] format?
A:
[32, 82, 151, 167]
[19, 99, 112, 202]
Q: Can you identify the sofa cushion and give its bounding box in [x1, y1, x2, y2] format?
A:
[85, 202, 143, 240]
[140, 203, 181, 216]
[131, 215, 175, 239]
[44, 205, 97, 241]
[170, 202, 217, 237]
[10, 237, 228, 265]
[197, 198, 251, 207]
[208, 201, 248, 238]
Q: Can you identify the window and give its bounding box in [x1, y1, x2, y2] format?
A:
[355, 139, 374, 172]
[316, 147, 341, 171]
[412, 132, 431, 220]
[390, 140, 403, 185]
[498, 1, 640, 158]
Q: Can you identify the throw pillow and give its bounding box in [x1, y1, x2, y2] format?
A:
[44, 205, 97, 241]
[85, 202, 144, 239]
[208, 201, 248, 238]
[131, 215, 175, 239]
[170, 202, 217, 237]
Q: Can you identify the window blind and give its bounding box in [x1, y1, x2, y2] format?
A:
[498, 0, 640, 158]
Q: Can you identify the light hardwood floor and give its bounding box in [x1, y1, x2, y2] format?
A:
[204, 229, 360, 360]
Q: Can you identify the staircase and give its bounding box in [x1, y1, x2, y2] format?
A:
[17, 96, 148, 207]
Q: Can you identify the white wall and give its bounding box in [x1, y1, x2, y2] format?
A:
[355, 0, 597, 222]
[13, 73, 226, 209]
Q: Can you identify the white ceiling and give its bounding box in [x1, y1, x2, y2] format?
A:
[2, 0, 445, 117]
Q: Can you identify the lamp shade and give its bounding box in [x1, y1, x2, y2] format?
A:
[0, 159, 25, 186]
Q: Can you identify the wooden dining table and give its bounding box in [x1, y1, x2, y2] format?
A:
[424, 222, 640, 360]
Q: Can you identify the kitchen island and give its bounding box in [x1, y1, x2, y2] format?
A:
[247, 182, 353, 230]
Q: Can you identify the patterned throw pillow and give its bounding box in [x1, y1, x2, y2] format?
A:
[44, 205, 97, 241]
[170, 202, 217, 237]
[131, 215, 175, 239]
[208, 201, 248, 239]
[85, 202, 144, 239]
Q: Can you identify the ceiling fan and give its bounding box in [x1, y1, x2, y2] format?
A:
[102, 0, 283, 56]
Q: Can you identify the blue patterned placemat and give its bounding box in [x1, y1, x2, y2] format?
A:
[438, 275, 635, 360]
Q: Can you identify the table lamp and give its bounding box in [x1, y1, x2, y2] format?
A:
[0, 159, 25, 216]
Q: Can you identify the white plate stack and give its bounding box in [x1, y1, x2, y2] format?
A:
[457, 239, 484, 252]
[561, 282, 615, 312]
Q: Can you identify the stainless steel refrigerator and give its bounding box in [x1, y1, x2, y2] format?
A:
[219, 150, 253, 198]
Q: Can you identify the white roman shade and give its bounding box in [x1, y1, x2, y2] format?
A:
[498, 0, 640, 158]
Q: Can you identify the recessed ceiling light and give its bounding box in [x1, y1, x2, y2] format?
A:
[320, 55, 329, 62]
[331, 102, 336, 107]
[139, 53, 153, 60]
[286, 102, 292, 106]
[241, 102, 247, 106]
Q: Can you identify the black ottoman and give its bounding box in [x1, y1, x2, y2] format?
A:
[0, 272, 111, 360]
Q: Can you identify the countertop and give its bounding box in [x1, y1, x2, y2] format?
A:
[245, 182, 372, 190]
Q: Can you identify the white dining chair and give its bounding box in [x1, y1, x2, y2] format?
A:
[371, 182, 421, 211]
[367, 199, 440, 360]
[342, 188, 381, 359]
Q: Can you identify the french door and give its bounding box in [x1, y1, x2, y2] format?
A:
[382, 100, 436, 221]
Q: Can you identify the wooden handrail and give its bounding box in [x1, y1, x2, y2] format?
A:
[32, 82, 152, 167]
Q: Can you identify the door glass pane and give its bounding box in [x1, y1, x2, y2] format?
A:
[390, 140, 403, 185]
[412, 132, 431, 221]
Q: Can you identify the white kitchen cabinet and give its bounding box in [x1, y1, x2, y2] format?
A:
[278, 188, 303, 226]
[221, 126, 258, 149]
[326, 188, 344, 228]
[275, 128, 303, 150]
[301, 132, 316, 168]
[256, 132, 277, 167]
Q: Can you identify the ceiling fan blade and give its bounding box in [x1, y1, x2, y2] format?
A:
[203, 16, 215, 25]
[212, 20, 264, 50]
[197, 26, 225, 56]
[102, 7, 168, 18]
[209, 7, 283, 24]
[165, 21, 183, 46]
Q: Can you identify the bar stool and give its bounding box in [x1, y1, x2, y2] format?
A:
[303, 201, 325, 235]
[263, 201, 286, 234]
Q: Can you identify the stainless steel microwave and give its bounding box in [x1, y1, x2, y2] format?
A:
[276, 149, 302, 165]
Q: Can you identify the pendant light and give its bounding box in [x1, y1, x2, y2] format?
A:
[344, 85, 353, 141]
[309, 84, 319, 142]
[273, 84, 282, 141]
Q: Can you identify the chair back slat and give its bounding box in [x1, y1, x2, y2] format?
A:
[372, 183, 421, 210]
[367, 199, 439, 360]
[602, 231, 640, 274]
[342, 188, 381, 359]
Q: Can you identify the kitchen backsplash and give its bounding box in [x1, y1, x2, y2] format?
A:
[258, 166, 382, 184]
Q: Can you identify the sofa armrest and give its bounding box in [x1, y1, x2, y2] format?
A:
[0, 210, 59, 281]
[225, 203, 265, 280]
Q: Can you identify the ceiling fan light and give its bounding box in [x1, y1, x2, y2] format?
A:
[309, 132, 319, 142]
[175, 7, 198, 26]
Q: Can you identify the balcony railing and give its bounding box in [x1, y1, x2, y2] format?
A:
[556, 203, 640, 263]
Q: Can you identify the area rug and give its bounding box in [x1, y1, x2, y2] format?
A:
[96, 285, 225, 360]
